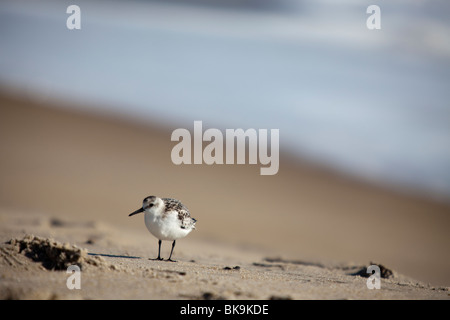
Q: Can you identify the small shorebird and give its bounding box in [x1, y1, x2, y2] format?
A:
[128, 196, 197, 262]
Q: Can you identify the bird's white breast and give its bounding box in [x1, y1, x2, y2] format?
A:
[144, 210, 192, 241]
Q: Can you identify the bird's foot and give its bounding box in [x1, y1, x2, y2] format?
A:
[166, 258, 177, 262]
[149, 257, 164, 261]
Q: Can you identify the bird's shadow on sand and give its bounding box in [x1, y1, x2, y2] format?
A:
[88, 252, 141, 259]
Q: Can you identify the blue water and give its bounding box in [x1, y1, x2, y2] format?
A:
[1, 0, 450, 200]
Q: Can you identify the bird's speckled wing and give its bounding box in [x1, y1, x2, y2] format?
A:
[162, 198, 197, 229]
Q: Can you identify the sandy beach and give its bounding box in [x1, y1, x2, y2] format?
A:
[1, 92, 449, 299]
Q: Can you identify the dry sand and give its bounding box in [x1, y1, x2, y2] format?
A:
[0, 91, 449, 299]
[0, 210, 448, 300]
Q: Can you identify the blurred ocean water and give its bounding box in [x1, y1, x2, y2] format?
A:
[1, 0, 449, 200]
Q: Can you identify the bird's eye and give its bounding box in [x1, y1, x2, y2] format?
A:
[149, 203, 154, 208]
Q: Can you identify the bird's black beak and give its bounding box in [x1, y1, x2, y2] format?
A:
[129, 207, 144, 216]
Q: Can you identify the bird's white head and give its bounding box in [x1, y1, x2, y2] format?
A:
[129, 195, 164, 216]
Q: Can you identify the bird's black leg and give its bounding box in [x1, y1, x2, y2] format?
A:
[167, 240, 176, 262]
[157, 239, 163, 260]
[150, 239, 163, 260]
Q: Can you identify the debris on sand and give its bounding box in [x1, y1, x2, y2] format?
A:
[223, 266, 240, 271]
[201, 292, 225, 300]
[269, 295, 292, 300]
[350, 262, 394, 279]
[6, 234, 106, 270]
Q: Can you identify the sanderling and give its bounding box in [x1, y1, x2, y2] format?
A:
[129, 196, 197, 262]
